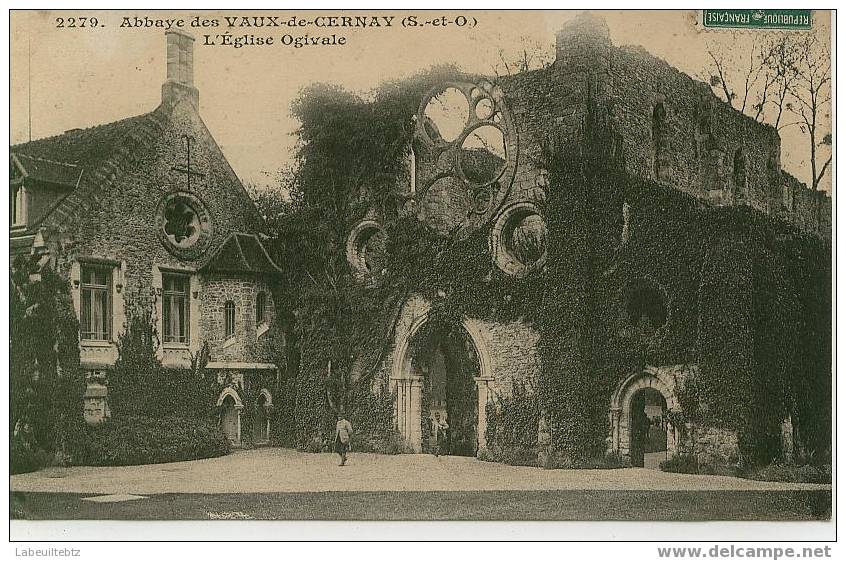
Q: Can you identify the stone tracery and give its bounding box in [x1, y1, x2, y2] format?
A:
[413, 80, 519, 222]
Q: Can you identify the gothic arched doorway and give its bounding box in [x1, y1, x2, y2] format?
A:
[252, 390, 272, 444]
[629, 387, 668, 468]
[415, 322, 480, 456]
[609, 368, 679, 468]
[217, 387, 243, 446]
[391, 302, 494, 455]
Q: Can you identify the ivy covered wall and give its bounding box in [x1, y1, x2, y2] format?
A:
[261, 59, 830, 469]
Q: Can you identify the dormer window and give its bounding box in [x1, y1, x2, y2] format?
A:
[11, 185, 26, 227]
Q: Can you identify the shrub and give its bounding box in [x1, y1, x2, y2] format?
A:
[485, 445, 538, 467]
[544, 451, 624, 470]
[65, 415, 229, 466]
[10, 439, 51, 475]
[304, 435, 324, 453]
[660, 454, 699, 474]
[353, 429, 411, 454]
[747, 462, 830, 484]
[698, 462, 741, 477]
[347, 385, 407, 454]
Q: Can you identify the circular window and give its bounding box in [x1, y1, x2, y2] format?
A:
[414, 80, 519, 221]
[156, 191, 212, 259]
[490, 202, 548, 277]
[346, 220, 387, 278]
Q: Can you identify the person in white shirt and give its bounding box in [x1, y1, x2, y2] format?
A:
[334, 413, 354, 466]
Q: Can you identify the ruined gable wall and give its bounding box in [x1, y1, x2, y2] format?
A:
[606, 44, 782, 211]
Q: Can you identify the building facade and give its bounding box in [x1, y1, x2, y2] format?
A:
[343, 14, 830, 465]
[10, 30, 282, 446]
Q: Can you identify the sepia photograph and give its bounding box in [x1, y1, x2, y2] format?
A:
[6, 6, 834, 544]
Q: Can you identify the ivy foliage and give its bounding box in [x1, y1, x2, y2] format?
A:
[108, 304, 221, 419]
[10, 255, 85, 469]
[258, 67, 830, 468]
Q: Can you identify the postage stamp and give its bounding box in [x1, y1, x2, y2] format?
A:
[701, 9, 813, 31]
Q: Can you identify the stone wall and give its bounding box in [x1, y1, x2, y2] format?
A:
[50, 97, 262, 303]
[690, 426, 740, 467]
[44, 95, 272, 373]
[201, 274, 277, 364]
[781, 172, 832, 237]
[490, 13, 830, 239]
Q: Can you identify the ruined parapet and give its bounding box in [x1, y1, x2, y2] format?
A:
[555, 12, 612, 71]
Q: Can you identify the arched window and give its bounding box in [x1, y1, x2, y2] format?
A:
[652, 102, 669, 182]
[11, 185, 27, 226]
[733, 148, 747, 191]
[624, 279, 668, 332]
[256, 292, 266, 326]
[224, 301, 235, 339]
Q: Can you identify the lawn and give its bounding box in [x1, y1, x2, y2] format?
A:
[11, 489, 831, 521]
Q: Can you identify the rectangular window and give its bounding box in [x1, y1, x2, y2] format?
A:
[224, 301, 236, 339]
[256, 292, 266, 326]
[162, 273, 189, 344]
[80, 265, 112, 341]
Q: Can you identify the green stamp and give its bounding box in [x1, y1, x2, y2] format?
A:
[703, 9, 812, 30]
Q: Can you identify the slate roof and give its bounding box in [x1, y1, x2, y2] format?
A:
[202, 232, 283, 275]
[9, 108, 171, 239]
[11, 113, 152, 171]
[10, 111, 160, 238]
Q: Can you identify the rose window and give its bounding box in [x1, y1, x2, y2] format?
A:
[413, 80, 518, 221]
[156, 191, 212, 259]
[164, 199, 201, 247]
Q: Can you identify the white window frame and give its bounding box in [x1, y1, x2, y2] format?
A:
[11, 184, 27, 227]
[79, 264, 113, 342]
[162, 272, 190, 345]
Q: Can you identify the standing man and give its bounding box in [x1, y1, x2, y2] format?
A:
[334, 412, 354, 466]
[432, 412, 449, 457]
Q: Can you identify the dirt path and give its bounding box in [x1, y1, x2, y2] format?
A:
[11, 448, 831, 495]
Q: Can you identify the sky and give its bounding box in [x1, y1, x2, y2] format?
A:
[10, 10, 832, 192]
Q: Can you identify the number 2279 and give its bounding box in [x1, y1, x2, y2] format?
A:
[55, 17, 100, 28]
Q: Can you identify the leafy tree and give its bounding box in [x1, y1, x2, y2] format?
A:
[10, 255, 84, 456]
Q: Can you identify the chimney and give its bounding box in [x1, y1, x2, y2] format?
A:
[555, 12, 611, 70]
[161, 29, 199, 108]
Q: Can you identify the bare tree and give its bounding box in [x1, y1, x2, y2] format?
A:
[785, 34, 832, 191]
[491, 35, 554, 78]
[758, 36, 801, 129]
[706, 33, 767, 117]
[704, 31, 831, 190]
